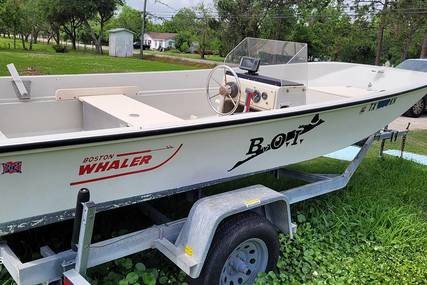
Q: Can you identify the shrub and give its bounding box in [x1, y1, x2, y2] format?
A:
[180, 42, 190, 53]
[52, 45, 67, 53]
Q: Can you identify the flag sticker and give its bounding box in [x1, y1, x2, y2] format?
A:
[1, 161, 22, 175]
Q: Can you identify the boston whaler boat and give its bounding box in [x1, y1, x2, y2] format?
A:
[0, 37, 426, 237]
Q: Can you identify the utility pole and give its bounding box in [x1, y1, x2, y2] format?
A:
[140, 0, 148, 59]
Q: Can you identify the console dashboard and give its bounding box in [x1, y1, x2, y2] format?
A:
[226, 72, 306, 111]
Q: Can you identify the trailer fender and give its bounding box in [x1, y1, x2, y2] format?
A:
[171, 185, 292, 278]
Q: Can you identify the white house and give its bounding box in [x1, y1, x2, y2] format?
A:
[143, 32, 177, 50]
[108, 28, 135, 57]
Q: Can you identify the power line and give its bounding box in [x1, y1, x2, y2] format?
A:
[147, 5, 427, 17]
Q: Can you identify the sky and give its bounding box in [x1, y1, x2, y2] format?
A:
[126, 0, 215, 18]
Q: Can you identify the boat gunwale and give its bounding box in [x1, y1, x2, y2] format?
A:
[0, 83, 426, 154]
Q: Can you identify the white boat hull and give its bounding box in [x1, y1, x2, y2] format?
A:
[0, 85, 425, 236]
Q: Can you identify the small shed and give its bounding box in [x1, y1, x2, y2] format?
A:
[108, 28, 135, 57]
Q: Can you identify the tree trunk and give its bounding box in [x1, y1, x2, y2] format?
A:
[89, 32, 101, 54]
[375, 19, 385, 65]
[71, 25, 77, 50]
[72, 36, 77, 50]
[421, 27, 427, 58]
[21, 34, 26, 50]
[87, 20, 104, 55]
[94, 41, 101, 54]
[375, 0, 389, 66]
[401, 24, 417, 62]
[33, 31, 39, 44]
[13, 28, 16, 49]
[29, 32, 33, 50]
[99, 21, 104, 55]
[55, 29, 60, 45]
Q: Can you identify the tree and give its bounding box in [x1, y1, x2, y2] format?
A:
[341, 5, 377, 64]
[163, 8, 197, 33]
[40, 0, 61, 45]
[85, 0, 124, 54]
[194, 4, 217, 59]
[353, 0, 399, 65]
[18, 0, 45, 50]
[422, 27, 427, 58]
[1, 0, 23, 49]
[109, 5, 142, 36]
[259, 1, 297, 42]
[44, 0, 93, 50]
[385, 0, 427, 62]
[0, 0, 7, 37]
[29, 0, 48, 45]
[175, 32, 193, 52]
[289, 0, 353, 61]
[215, 0, 290, 55]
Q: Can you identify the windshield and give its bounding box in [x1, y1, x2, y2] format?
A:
[396, 60, 427, 72]
[224, 38, 308, 86]
[225, 37, 307, 66]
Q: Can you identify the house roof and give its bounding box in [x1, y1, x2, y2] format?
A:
[108, 28, 135, 34]
[145, 32, 177, 40]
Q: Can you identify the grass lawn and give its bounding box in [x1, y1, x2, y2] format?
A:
[0, 37, 206, 76]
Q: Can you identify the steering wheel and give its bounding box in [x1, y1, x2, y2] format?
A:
[206, 65, 241, 115]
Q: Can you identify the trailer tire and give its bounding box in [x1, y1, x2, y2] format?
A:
[404, 97, 426, 118]
[189, 212, 279, 285]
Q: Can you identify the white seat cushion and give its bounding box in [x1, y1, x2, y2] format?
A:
[79, 95, 183, 128]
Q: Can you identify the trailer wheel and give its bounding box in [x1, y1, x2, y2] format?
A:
[404, 98, 426, 117]
[189, 212, 279, 285]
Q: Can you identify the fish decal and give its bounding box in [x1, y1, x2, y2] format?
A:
[229, 114, 324, 171]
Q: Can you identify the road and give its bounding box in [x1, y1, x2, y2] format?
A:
[390, 114, 427, 131]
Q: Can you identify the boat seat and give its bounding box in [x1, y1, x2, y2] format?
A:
[79, 94, 183, 128]
[56, 86, 139, 100]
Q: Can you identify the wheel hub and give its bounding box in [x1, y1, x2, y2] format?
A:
[220, 238, 268, 285]
[412, 99, 425, 115]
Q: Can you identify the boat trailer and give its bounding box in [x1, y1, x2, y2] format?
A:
[0, 129, 409, 285]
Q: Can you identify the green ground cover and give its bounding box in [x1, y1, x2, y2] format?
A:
[0, 37, 202, 76]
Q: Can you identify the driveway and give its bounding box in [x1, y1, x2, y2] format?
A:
[389, 114, 427, 131]
[134, 50, 220, 66]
